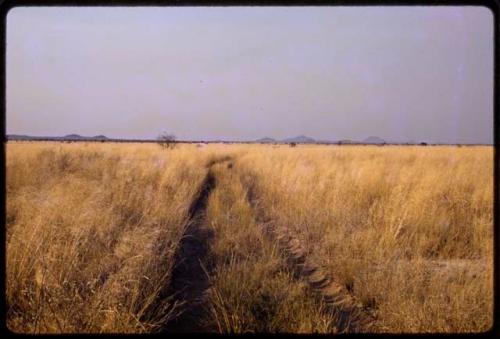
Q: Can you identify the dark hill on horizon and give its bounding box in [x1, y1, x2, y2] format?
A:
[255, 137, 277, 143]
[281, 135, 316, 143]
[7, 134, 110, 141]
[64, 134, 109, 140]
[255, 135, 384, 144]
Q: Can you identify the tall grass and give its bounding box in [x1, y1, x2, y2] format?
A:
[201, 161, 339, 333]
[6, 142, 493, 333]
[237, 145, 493, 332]
[6, 142, 212, 333]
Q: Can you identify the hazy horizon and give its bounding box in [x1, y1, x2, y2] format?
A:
[6, 6, 494, 144]
[3, 133, 494, 144]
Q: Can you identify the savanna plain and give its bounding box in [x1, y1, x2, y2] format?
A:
[6, 142, 493, 333]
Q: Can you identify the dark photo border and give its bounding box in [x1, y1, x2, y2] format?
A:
[0, 1, 497, 337]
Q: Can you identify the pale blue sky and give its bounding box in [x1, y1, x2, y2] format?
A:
[6, 6, 494, 143]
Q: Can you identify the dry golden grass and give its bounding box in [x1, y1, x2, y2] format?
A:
[237, 144, 493, 332]
[6, 142, 224, 333]
[6, 142, 493, 333]
[201, 161, 339, 333]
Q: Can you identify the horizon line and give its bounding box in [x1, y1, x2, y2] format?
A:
[4, 133, 494, 146]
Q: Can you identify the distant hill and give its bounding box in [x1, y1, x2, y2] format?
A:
[7, 134, 36, 140]
[282, 135, 316, 143]
[7, 134, 109, 141]
[254, 135, 388, 144]
[64, 134, 108, 140]
[255, 137, 276, 143]
[64, 134, 85, 140]
[362, 136, 386, 144]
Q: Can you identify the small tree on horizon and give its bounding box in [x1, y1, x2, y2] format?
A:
[157, 132, 177, 149]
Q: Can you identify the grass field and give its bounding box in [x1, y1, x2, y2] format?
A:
[5, 142, 493, 333]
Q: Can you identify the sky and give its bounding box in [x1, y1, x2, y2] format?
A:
[6, 6, 494, 143]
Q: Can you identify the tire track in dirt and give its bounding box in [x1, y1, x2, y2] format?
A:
[162, 157, 232, 333]
[243, 176, 377, 333]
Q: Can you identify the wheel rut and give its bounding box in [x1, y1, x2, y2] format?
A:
[163, 159, 376, 333]
[243, 177, 377, 333]
[163, 157, 231, 333]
